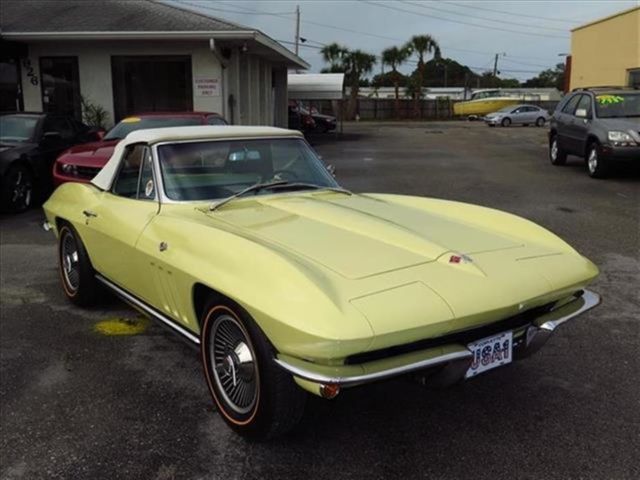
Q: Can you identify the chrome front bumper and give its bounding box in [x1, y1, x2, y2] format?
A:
[275, 289, 601, 389]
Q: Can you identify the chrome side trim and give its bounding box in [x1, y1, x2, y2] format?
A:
[95, 274, 200, 345]
[274, 350, 473, 387]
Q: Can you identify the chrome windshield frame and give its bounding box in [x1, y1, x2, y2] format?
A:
[149, 135, 340, 205]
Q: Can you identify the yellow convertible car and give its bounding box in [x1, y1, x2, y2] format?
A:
[43, 126, 600, 439]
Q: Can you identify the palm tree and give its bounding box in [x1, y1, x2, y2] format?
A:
[405, 34, 441, 117]
[320, 43, 348, 73]
[382, 46, 410, 118]
[343, 50, 377, 119]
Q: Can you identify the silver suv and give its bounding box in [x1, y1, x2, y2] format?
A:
[549, 87, 640, 178]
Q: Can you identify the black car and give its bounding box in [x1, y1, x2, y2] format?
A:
[288, 103, 316, 133]
[0, 112, 98, 212]
[549, 87, 640, 178]
[300, 106, 337, 133]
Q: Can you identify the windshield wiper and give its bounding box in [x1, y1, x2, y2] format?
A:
[209, 181, 351, 212]
[210, 180, 289, 211]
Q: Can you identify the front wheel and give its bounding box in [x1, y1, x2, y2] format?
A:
[535, 117, 546, 127]
[586, 142, 608, 178]
[501, 117, 511, 127]
[58, 224, 100, 306]
[200, 300, 306, 440]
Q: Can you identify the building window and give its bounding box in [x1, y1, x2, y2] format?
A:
[39, 57, 81, 120]
[111, 56, 193, 122]
[628, 69, 640, 88]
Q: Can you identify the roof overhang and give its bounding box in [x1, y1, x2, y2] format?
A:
[288, 73, 345, 100]
[1, 30, 309, 69]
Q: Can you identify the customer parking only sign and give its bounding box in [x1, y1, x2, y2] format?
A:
[195, 77, 220, 96]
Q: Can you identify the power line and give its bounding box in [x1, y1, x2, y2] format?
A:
[177, 0, 558, 67]
[399, 0, 569, 33]
[444, 1, 585, 25]
[360, 0, 570, 39]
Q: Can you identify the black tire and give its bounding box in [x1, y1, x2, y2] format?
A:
[57, 223, 100, 306]
[501, 117, 511, 127]
[535, 117, 546, 127]
[586, 142, 608, 179]
[549, 134, 567, 165]
[1, 163, 35, 213]
[200, 299, 306, 440]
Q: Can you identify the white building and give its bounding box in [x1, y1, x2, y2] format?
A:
[0, 0, 308, 127]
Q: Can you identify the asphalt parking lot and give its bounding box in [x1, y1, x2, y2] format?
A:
[1, 121, 639, 480]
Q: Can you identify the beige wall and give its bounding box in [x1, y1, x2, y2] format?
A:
[570, 7, 640, 89]
[20, 40, 224, 127]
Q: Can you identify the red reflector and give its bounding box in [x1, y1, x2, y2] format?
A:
[449, 255, 462, 264]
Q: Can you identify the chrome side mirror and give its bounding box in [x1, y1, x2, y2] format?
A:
[575, 108, 588, 119]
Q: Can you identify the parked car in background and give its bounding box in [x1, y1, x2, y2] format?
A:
[44, 125, 599, 440]
[300, 106, 337, 133]
[549, 87, 640, 178]
[53, 112, 227, 186]
[0, 112, 98, 212]
[484, 104, 550, 127]
[288, 101, 316, 133]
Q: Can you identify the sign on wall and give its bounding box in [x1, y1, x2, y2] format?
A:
[194, 77, 220, 96]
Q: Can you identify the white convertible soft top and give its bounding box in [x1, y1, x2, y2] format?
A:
[91, 125, 303, 191]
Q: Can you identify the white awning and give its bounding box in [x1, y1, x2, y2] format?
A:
[288, 73, 345, 100]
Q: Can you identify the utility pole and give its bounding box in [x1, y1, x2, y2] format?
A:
[294, 5, 300, 56]
[493, 52, 506, 78]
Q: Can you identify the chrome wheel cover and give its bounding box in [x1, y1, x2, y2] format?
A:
[11, 170, 32, 209]
[588, 147, 598, 173]
[550, 140, 558, 160]
[61, 231, 80, 291]
[209, 314, 258, 414]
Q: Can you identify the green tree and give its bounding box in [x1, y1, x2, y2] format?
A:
[321, 44, 376, 119]
[405, 34, 441, 117]
[381, 45, 411, 118]
[522, 63, 565, 90]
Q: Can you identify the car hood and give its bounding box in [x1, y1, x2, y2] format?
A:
[312, 113, 336, 121]
[57, 139, 120, 167]
[207, 192, 526, 279]
[598, 117, 640, 131]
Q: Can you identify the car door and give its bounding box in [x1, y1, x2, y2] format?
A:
[511, 107, 526, 125]
[523, 106, 539, 124]
[571, 94, 593, 155]
[80, 143, 160, 296]
[556, 94, 582, 154]
[31, 115, 77, 187]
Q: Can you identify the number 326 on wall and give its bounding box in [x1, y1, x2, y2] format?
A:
[22, 59, 39, 86]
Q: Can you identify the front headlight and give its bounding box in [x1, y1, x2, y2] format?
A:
[60, 163, 78, 175]
[607, 131, 636, 144]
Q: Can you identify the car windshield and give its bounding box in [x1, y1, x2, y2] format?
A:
[595, 93, 640, 118]
[157, 138, 339, 201]
[104, 116, 203, 140]
[0, 115, 38, 142]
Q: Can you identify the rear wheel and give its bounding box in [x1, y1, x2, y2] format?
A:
[586, 142, 608, 178]
[1, 163, 34, 213]
[549, 134, 567, 165]
[535, 117, 546, 127]
[200, 299, 306, 440]
[58, 224, 100, 306]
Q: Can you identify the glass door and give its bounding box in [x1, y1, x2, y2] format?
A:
[39, 56, 81, 119]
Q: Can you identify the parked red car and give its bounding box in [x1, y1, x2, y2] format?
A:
[53, 112, 227, 186]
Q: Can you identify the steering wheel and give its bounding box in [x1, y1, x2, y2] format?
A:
[271, 169, 299, 182]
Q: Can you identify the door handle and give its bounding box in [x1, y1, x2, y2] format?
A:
[82, 210, 98, 218]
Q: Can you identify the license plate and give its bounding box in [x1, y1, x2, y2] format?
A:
[465, 331, 513, 378]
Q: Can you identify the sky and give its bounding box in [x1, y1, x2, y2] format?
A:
[172, 0, 639, 82]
